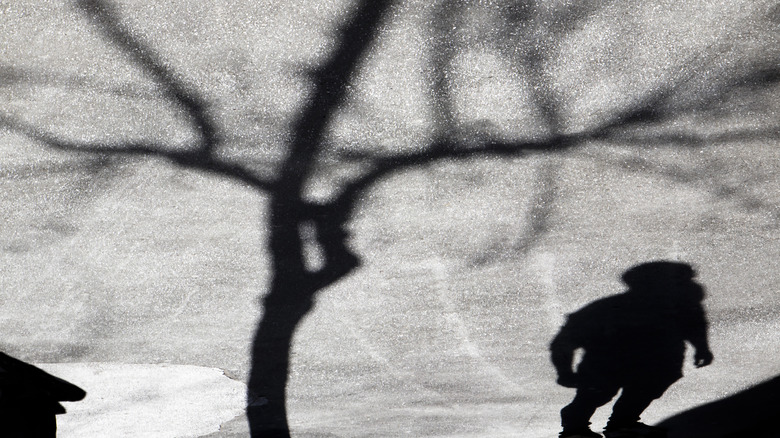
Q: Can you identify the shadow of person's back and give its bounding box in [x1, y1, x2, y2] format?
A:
[0, 351, 86, 437]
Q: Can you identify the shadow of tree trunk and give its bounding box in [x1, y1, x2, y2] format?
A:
[3, 2, 780, 437]
[245, 0, 394, 435]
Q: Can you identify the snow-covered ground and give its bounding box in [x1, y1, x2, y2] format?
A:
[7, 148, 780, 437]
[39, 363, 245, 438]
[2, 1, 779, 436]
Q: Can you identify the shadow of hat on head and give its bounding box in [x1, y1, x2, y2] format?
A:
[622, 260, 695, 285]
[621, 261, 699, 296]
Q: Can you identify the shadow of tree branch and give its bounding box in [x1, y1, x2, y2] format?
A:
[0, 63, 161, 101]
[2, 2, 780, 437]
[0, 112, 275, 191]
[75, 0, 220, 155]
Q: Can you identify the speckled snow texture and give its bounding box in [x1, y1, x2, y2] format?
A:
[38, 363, 246, 438]
[2, 1, 780, 437]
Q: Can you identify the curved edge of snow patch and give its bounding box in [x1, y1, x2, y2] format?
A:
[37, 363, 246, 438]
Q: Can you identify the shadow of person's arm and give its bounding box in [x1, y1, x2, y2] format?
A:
[681, 285, 714, 368]
[550, 323, 580, 388]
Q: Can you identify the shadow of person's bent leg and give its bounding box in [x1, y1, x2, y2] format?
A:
[606, 376, 679, 437]
[562, 385, 620, 434]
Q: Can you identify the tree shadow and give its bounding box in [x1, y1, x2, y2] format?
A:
[655, 374, 780, 438]
[3, 1, 780, 437]
[0, 63, 161, 101]
[550, 261, 713, 437]
[0, 351, 86, 438]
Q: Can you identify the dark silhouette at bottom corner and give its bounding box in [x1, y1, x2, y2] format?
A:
[0, 351, 86, 437]
[655, 374, 780, 438]
[550, 261, 713, 438]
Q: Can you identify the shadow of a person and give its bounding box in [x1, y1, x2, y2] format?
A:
[550, 261, 713, 438]
[0, 351, 86, 437]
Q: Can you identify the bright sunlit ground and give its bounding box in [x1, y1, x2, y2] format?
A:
[2, 0, 780, 436]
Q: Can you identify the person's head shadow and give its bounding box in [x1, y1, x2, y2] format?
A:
[620, 261, 703, 301]
[550, 261, 713, 436]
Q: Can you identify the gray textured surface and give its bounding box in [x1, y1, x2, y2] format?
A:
[2, 0, 780, 436]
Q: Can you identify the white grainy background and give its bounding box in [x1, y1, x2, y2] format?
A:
[2, 0, 780, 436]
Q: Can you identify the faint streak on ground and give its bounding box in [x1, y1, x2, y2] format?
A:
[429, 258, 523, 394]
[530, 251, 565, 330]
[336, 284, 445, 400]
